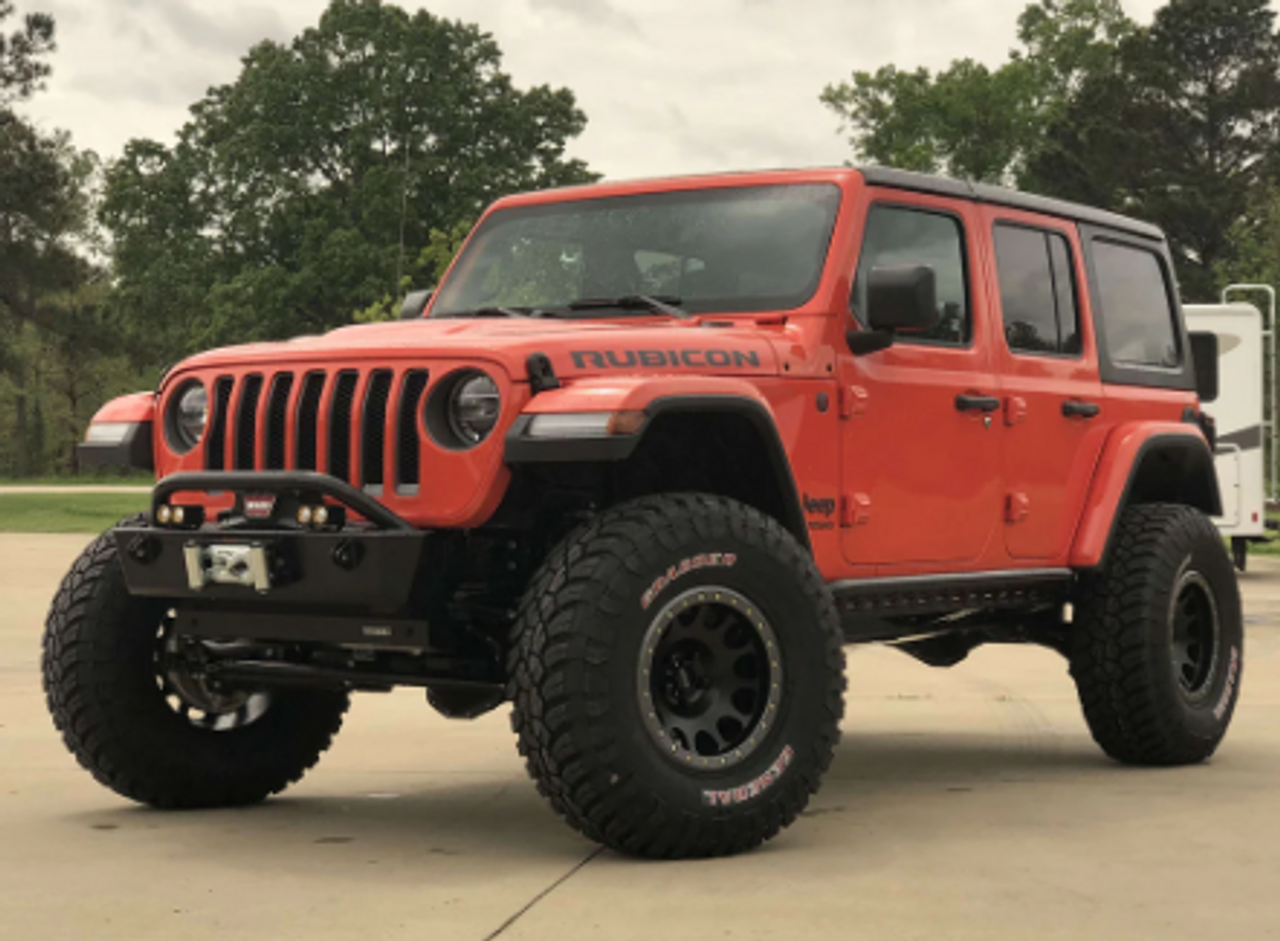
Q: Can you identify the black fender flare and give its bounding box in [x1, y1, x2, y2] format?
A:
[504, 394, 810, 550]
[1095, 432, 1223, 568]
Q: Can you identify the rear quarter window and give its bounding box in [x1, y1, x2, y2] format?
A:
[1092, 240, 1180, 369]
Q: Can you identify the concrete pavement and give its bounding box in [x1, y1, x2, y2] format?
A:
[2, 534, 1279, 940]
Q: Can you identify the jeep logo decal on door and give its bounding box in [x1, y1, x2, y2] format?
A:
[803, 493, 836, 518]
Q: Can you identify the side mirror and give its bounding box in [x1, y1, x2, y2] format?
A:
[846, 266, 939, 356]
[399, 288, 435, 321]
[1190, 331, 1219, 403]
[867, 265, 938, 332]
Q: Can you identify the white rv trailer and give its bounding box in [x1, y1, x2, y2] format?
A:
[1184, 284, 1277, 571]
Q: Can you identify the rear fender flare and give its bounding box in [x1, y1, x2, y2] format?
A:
[1071, 423, 1222, 568]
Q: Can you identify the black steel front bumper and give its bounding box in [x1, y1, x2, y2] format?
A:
[117, 471, 428, 614]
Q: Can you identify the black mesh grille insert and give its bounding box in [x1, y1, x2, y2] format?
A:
[234, 374, 264, 471]
[205, 377, 234, 471]
[328, 371, 358, 483]
[265, 373, 294, 470]
[396, 370, 429, 491]
[295, 372, 325, 471]
[361, 370, 394, 491]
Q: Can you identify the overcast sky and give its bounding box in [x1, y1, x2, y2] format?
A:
[16, 0, 1229, 181]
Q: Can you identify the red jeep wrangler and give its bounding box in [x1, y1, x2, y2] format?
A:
[47, 167, 1241, 859]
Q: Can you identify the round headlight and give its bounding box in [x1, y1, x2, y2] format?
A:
[169, 381, 208, 453]
[447, 374, 501, 446]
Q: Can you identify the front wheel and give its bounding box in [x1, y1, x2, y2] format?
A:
[1071, 504, 1243, 766]
[508, 494, 845, 859]
[42, 519, 350, 808]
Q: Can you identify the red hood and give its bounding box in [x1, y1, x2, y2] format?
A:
[168, 317, 784, 387]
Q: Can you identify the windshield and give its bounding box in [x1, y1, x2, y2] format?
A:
[431, 183, 842, 317]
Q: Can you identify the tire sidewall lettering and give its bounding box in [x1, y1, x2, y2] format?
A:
[640, 552, 738, 611]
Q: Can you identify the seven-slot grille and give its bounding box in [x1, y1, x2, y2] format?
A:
[201, 368, 431, 492]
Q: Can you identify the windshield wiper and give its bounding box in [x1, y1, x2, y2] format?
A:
[567, 295, 691, 320]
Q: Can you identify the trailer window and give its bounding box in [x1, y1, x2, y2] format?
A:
[1092, 240, 1179, 369]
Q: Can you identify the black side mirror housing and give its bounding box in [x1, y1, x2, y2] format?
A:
[846, 329, 896, 355]
[867, 265, 939, 332]
[1190, 331, 1220, 403]
[846, 266, 939, 356]
[400, 288, 435, 321]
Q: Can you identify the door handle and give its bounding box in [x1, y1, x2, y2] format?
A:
[955, 394, 1001, 414]
[1062, 400, 1101, 419]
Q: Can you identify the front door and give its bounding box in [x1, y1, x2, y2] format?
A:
[840, 193, 1004, 569]
[981, 208, 1106, 560]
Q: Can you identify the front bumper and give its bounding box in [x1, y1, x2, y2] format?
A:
[117, 471, 427, 614]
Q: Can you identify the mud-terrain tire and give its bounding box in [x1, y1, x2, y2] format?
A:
[508, 494, 845, 859]
[1071, 504, 1243, 766]
[42, 517, 350, 808]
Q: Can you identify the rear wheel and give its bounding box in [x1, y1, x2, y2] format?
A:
[508, 494, 845, 859]
[1071, 504, 1243, 766]
[43, 518, 349, 808]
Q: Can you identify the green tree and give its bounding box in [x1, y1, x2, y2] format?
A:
[0, 3, 105, 476]
[1026, 0, 1280, 300]
[354, 220, 470, 323]
[102, 0, 598, 362]
[1218, 190, 1280, 290]
[821, 0, 1131, 183]
[0, 0, 52, 103]
[0, 1, 71, 338]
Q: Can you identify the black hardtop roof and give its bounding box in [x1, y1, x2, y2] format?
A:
[859, 167, 1165, 242]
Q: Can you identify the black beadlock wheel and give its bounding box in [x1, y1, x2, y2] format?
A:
[637, 586, 784, 771]
[508, 494, 845, 859]
[1071, 503, 1244, 766]
[42, 517, 350, 808]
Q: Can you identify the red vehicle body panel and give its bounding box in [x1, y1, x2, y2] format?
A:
[89, 391, 155, 425]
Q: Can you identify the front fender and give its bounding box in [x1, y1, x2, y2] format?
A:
[520, 375, 775, 417]
[505, 375, 777, 464]
[1071, 422, 1221, 568]
[79, 392, 157, 471]
[504, 376, 809, 547]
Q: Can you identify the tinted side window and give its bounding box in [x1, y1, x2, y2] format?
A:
[1048, 235, 1081, 354]
[993, 225, 1082, 356]
[854, 206, 970, 346]
[1092, 240, 1179, 368]
[994, 226, 1058, 353]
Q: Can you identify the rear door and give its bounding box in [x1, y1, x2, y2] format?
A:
[982, 208, 1106, 560]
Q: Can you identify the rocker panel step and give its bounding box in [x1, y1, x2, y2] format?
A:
[831, 568, 1073, 631]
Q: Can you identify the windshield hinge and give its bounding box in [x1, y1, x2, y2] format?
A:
[527, 353, 561, 395]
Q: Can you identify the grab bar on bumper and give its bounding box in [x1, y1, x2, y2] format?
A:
[153, 471, 415, 532]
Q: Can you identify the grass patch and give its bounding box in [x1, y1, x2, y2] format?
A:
[1249, 532, 1280, 556]
[0, 474, 152, 487]
[0, 493, 149, 534]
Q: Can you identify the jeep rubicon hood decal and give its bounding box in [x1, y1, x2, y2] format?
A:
[175, 318, 780, 379]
